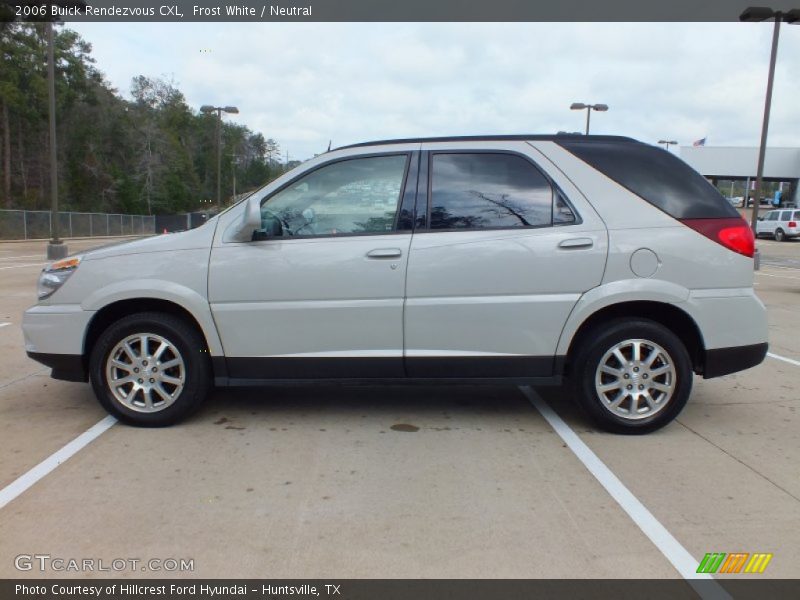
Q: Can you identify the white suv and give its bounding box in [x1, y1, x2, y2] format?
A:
[23, 135, 768, 433]
[755, 208, 800, 241]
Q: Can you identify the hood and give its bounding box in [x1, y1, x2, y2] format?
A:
[80, 218, 218, 261]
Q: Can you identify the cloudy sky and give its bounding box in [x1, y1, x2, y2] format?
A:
[68, 22, 800, 161]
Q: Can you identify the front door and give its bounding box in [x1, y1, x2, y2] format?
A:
[209, 152, 417, 379]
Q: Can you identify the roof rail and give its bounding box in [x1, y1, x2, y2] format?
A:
[335, 134, 638, 150]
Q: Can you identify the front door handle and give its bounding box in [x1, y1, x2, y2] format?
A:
[558, 238, 594, 249]
[366, 248, 402, 259]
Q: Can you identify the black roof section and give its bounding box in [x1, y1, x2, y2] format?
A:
[335, 134, 640, 150]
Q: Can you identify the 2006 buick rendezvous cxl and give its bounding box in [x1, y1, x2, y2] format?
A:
[23, 135, 768, 432]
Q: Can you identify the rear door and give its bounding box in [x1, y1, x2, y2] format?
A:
[403, 142, 608, 378]
[763, 211, 780, 235]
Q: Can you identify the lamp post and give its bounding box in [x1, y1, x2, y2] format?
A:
[570, 102, 608, 135]
[658, 140, 679, 152]
[739, 6, 800, 229]
[229, 152, 239, 202]
[45, 2, 87, 259]
[200, 105, 239, 211]
[46, 21, 66, 259]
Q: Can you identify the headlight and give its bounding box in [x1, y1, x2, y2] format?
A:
[37, 256, 82, 300]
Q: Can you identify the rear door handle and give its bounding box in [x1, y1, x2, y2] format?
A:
[558, 238, 594, 249]
[366, 248, 402, 259]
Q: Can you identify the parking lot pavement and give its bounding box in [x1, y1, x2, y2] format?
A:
[0, 237, 798, 581]
[0, 386, 681, 579]
[0, 239, 142, 488]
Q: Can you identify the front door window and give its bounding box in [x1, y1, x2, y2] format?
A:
[260, 155, 409, 237]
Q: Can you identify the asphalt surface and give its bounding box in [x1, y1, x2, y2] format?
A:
[0, 236, 798, 581]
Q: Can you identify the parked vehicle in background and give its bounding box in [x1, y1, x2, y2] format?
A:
[756, 209, 800, 241]
[22, 135, 768, 433]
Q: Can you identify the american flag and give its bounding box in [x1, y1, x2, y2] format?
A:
[693, 137, 706, 147]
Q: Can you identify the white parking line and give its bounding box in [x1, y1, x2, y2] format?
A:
[0, 416, 117, 510]
[0, 323, 11, 329]
[0, 262, 46, 270]
[755, 271, 800, 281]
[0, 254, 44, 261]
[768, 352, 800, 367]
[761, 263, 800, 271]
[520, 387, 729, 599]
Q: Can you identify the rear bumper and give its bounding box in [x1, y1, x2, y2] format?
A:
[26, 351, 87, 382]
[703, 342, 768, 379]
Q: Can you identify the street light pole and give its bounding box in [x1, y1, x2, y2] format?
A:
[230, 153, 237, 201]
[570, 102, 609, 135]
[200, 105, 239, 212]
[46, 22, 67, 260]
[751, 15, 780, 229]
[739, 6, 800, 229]
[215, 110, 221, 211]
[658, 140, 679, 152]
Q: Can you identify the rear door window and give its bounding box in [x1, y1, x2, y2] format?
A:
[428, 153, 562, 230]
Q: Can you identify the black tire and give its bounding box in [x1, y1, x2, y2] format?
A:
[89, 312, 211, 426]
[774, 228, 785, 242]
[570, 318, 692, 434]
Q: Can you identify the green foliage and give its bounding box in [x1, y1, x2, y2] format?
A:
[0, 23, 283, 213]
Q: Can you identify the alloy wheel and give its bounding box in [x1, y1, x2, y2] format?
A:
[594, 339, 676, 421]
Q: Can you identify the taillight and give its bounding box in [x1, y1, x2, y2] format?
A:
[679, 217, 755, 258]
[789, 221, 797, 228]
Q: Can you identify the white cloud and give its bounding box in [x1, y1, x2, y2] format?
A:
[70, 21, 800, 159]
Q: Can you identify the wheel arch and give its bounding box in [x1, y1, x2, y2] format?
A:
[83, 298, 219, 372]
[561, 300, 706, 377]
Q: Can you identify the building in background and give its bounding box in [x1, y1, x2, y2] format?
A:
[680, 146, 800, 208]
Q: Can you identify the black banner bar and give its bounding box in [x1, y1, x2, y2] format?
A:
[3, 580, 800, 600]
[6, 0, 800, 22]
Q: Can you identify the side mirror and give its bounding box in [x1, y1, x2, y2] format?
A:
[252, 215, 283, 241]
[757, 216, 764, 221]
[228, 195, 263, 242]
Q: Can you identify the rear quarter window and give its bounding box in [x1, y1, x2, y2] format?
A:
[557, 140, 739, 219]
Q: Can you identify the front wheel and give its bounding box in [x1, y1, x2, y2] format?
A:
[89, 312, 211, 426]
[570, 319, 692, 434]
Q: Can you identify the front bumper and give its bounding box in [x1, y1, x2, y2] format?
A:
[26, 351, 87, 382]
[23, 304, 94, 381]
[703, 342, 768, 378]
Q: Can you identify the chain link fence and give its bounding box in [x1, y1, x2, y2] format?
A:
[0, 210, 156, 240]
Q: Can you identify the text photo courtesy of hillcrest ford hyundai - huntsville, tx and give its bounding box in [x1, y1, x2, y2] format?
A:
[1, 1, 800, 599]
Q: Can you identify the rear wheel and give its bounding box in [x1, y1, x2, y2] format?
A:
[89, 312, 211, 426]
[571, 319, 692, 434]
[774, 228, 785, 242]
